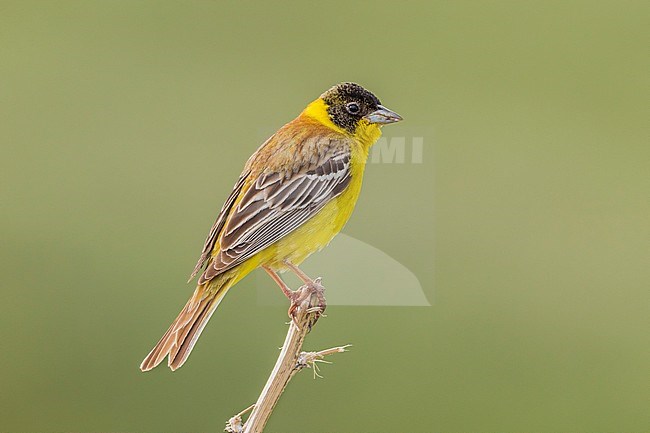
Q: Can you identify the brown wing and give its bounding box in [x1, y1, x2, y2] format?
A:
[197, 148, 351, 285]
[188, 173, 249, 281]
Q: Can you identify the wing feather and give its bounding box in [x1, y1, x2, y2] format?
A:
[197, 149, 351, 284]
[189, 173, 249, 281]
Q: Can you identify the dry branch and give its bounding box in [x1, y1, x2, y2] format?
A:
[225, 282, 349, 433]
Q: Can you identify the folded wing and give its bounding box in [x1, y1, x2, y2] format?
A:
[196, 148, 351, 285]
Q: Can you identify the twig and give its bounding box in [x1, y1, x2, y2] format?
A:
[225, 404, 254, 433]
[226, 282, 349, 433]
[297, 344, 352, 379]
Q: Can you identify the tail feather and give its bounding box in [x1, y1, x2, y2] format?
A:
[168, 294, 220, 370]
[140, 277, 232, 372]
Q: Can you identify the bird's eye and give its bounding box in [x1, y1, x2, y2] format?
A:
[346, 102, 360, 114]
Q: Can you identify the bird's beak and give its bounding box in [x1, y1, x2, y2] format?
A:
[364, 105, 403, 124]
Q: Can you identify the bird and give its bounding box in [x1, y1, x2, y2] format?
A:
[140, 82, 402, 371]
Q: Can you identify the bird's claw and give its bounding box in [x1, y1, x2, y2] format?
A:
[286, 277, 326, 329]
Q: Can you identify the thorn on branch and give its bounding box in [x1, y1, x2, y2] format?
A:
[225, 404, 254, 433]
[296, 345, 352, 378]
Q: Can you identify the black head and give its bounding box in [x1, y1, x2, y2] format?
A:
[320, 82, 383, 133]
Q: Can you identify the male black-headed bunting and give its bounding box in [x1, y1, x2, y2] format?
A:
[140, 82, 402, 371]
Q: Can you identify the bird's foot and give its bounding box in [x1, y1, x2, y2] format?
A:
[287, 277, 326, 329]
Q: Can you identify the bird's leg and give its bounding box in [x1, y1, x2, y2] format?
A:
[283, 261, 327, 315]
[262, 265, 306, 325]
[283, 260, 312, 284]
[263, 265, 295, 300]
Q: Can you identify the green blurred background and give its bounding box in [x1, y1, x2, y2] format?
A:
[1, 1, 648, 432]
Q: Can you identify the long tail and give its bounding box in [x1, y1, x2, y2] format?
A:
[140, 274, 234, 372]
